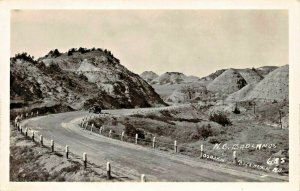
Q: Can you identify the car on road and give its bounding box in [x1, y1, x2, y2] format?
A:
[89, 105, 102, 114]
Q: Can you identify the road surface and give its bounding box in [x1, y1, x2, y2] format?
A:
[21, 108, 288, 182]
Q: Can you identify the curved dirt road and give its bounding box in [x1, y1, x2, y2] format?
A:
[21, 109, 287, 182]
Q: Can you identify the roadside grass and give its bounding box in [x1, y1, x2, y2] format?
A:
[10, 141, 55, 181]
[87, 102, 289, 176]
[10, 129, 117, 182]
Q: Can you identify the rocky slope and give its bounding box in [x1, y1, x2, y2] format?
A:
[225, 84, 255, 102]
[199, 69, 226, 82]
[10, 49, 166, 110]
[200, 66, 275, 83]
[140, 71, 159, 83]
[144, 65, 287, 103]
[140, 72, 204, 103]
[150, 72, 200, 85]
[244, 65, 288, 101]
[237, 68, 263, 84]
[255, 66, 278, 77]
[207, 69, 247, 94]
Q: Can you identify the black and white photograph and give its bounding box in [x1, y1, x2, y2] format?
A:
[0, 1, 300, 191]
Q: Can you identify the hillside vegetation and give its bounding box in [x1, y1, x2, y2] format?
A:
[10, 48, 166, 115]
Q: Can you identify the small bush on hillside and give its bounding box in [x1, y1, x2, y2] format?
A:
[67, 48, 77, 56]
[124, 124, 145, 139]
[237, 78, 247, 89]
[207, 136, 220, 144]
[209, 112, 232, 126]
[47, 62, 62, 73]
[78, 47, 88, 54]
[78, 73, 88, 81]
[197, 124, 213, 140]
[47, 49, 61, 58]
[11, 52, 36, 63]
[233, 103, 240, 114]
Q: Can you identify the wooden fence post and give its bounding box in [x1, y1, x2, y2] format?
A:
[233, 151, 237, 164]
[99, 126, 103, 134]
[51, 140, 54, 152]
[106, 162, 111, 180]
[85, 122, 88, 130]
[36, 111, 39, 116]
[109, 130, 112, 138]
[141, 174, 146, 182]
[279, 110, 283, 129]
[121, 131, 125, 141]
[65, 145, 69, 159]
[40, 135, 43, 146]
[135, 134, 138, 144]
[25, 128, 28, 137]
[152, 137, 156, 148]
[200, 144, 204, 159]
[83, 152, 87, 168]
[91, 124, 94, 132]
[14, 117, 17, 127]
[16, 115, 19, 123]
[174, 140, 178, 153]
[32, 131, 35, 142]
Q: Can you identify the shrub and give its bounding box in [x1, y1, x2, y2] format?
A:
[209, 112, 232, 126]
[67, 49, 74, 56]
[78, 73, 88, 81]
[233, 103, 240, 114]
[237, 78, 247, 89]
[208, 136, 220, 144]
[78, 47, 89, 54]
[111, 118, 117, 126]
[124, 124, 145, 139]
[197, 124, 213, 140]
[156, 126, 164, 136]
[47, 49, 61, 57]
[11, 52, 36, 63]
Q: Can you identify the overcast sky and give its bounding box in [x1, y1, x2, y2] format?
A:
[11, 10, 288, 77]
